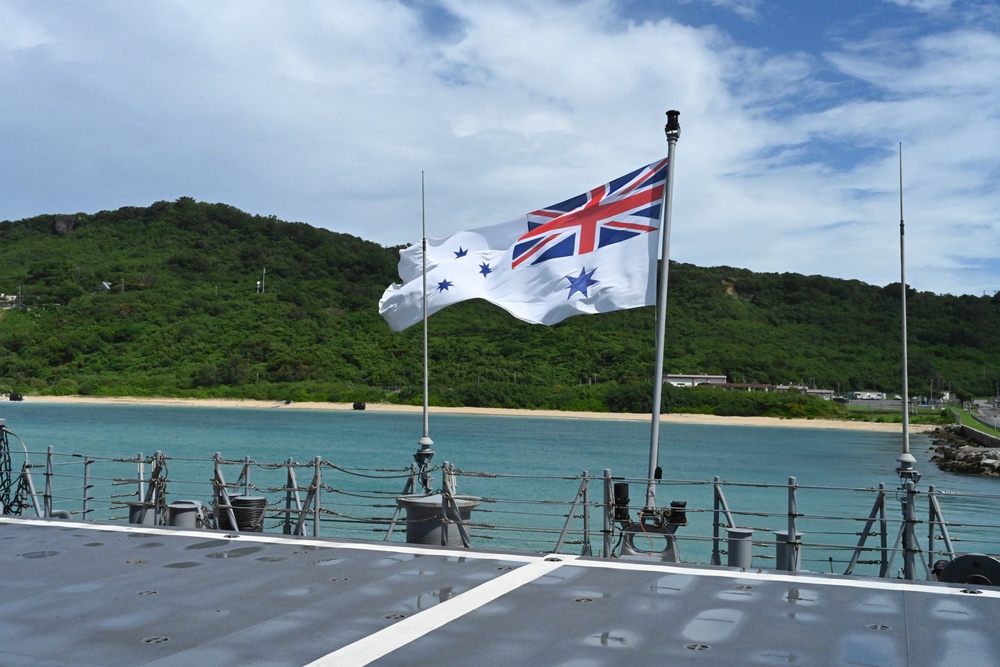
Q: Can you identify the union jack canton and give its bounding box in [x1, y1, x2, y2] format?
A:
[511, 158, 669, 269]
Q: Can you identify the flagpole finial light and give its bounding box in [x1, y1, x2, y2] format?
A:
[665, 110, 681, 140]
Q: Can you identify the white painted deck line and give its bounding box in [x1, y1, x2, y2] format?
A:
[567, 556, 1000, 598]
[6, 517, 995, 600]
[0, 517, 540, 563]
[307, 555, 578, 666]
[8, 517, 997, 600]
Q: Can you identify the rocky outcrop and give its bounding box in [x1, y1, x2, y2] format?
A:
[51, 214, 77, 235]
[929, 425, 1000, 476]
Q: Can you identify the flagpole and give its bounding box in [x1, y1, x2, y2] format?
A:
[645, 110, 681, 511]
[416, 171, 434, 491]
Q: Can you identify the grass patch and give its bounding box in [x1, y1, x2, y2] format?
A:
[956, 409, 1000, 437]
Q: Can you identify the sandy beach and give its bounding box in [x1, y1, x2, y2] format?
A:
[21, 395, 935, 433]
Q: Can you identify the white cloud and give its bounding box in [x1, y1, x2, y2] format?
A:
[883, 0, 955, 12]
[0, 3, 53, 50]
[0, 1, 997, 295]
[693, 0, 761, 21]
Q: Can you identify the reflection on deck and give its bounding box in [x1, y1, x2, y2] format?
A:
[3, 518, 1000, 666]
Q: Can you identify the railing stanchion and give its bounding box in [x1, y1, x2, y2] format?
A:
[385, 463, 418, 542]
[929, 488, 955, 560]
[441, 462, 472, 548]
[602, 469, 613, 558]
[582, 471, 592, 557]
[712, 476, 722, 566]
[23, 463, 40, 517]
[313, 456, 322, 537]
[137, 451, 144, 507]
[212, 452, 221, 529]
[878, 483, 889, 578]
[243, 455, 251, 496]
[903, 481, 918, 580]
[283, 458, 295, 535]
[554, 472, 588, 554]
[927, 484, 937, 572]
[44, 446, 53, 518]
[846, 486, 887, 576]
[83, 457, 93, 521]
[213, 452, 238, 531]
[787, 476, 800, 573]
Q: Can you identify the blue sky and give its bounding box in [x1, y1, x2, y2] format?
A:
[1, 0, 998, 296]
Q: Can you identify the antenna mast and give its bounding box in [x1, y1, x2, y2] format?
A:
[895, 143, 920, 581]
[415, 171, 434, 491]
[896, 143, 918, 485]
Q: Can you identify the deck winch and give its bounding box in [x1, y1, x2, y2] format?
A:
[612, 480, 687, 561]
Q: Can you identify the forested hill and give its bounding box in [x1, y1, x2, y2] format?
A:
[0, 198, 998, 413]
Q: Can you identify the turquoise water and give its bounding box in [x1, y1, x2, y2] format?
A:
[2, 402, 998, 573]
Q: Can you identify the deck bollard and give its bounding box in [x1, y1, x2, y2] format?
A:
[396, 493, 480, 547]
[167, 500, 202, 528]
[774, 529, 804, 571]
[727, 528, 753, 569]
[127, 501, 158, 526]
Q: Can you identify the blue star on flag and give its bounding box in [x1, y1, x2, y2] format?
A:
[479, 262, 492, 277]
[565, 267, 598, 298]
[454, 247, 468, 258]
[437, 279, 454, 292]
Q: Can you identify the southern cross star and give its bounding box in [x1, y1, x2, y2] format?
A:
[566, 267, 598, 298]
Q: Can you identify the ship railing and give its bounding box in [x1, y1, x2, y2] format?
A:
[594, 473, 998, 580]
[4, 446, 1000, 581]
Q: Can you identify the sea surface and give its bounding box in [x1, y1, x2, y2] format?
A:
[2, 401, 998, 573]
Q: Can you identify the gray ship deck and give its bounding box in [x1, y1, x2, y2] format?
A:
[3, 517, 999, 666]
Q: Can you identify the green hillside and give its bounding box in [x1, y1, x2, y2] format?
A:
[0, 198, 997, 418]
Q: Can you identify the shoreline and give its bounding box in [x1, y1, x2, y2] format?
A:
[19, 395, 935, 433]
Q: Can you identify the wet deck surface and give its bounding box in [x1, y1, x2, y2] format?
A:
[3, 517, 1000, 666]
